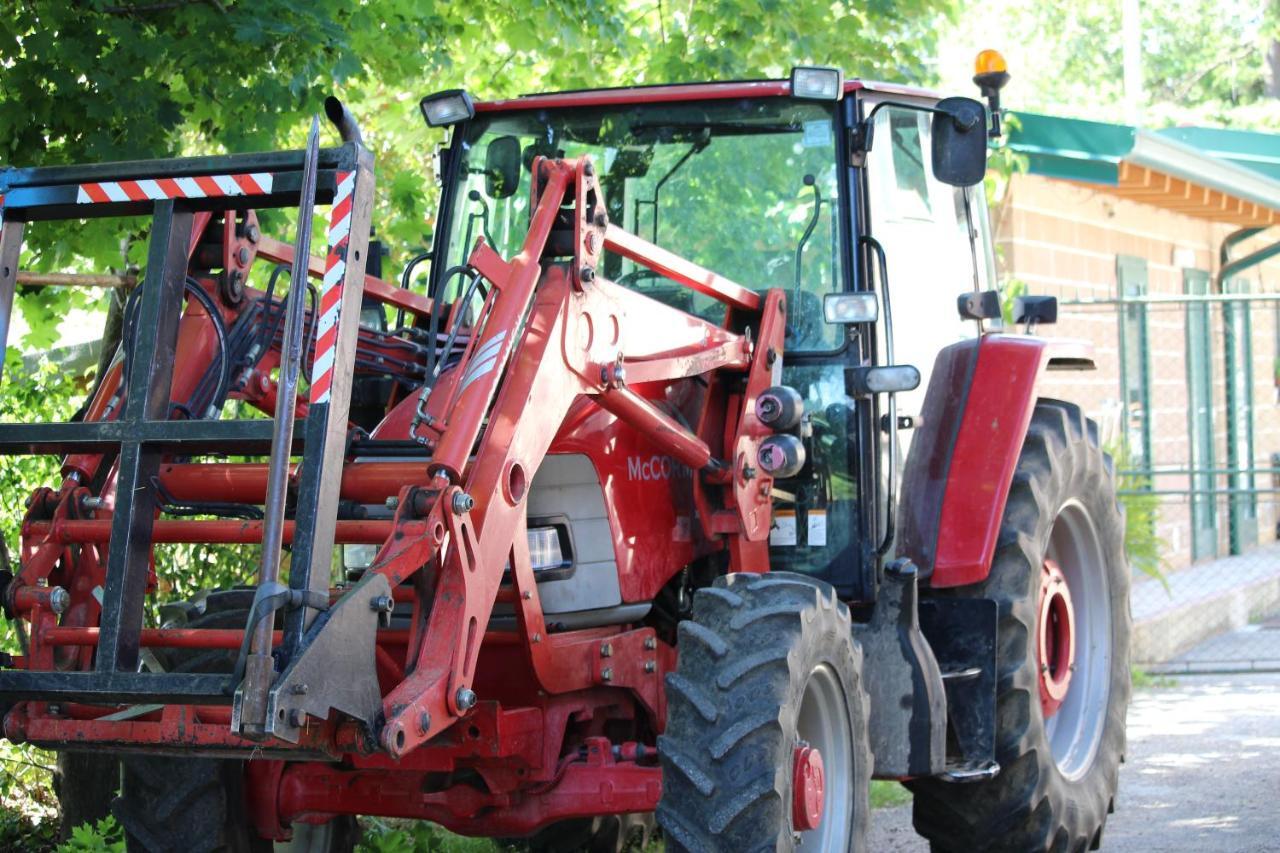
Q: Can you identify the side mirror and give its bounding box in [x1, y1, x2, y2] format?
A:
[1013, 295, 1058, 326]
[956, 290, 1001, 321]
[485, 135, 522, 199]
[930, 97, 987, 187]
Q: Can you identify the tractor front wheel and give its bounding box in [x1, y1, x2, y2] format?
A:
[910, 399, 1131, 852]
[656, 572, 871, 852]
[109, 592, 359, 853]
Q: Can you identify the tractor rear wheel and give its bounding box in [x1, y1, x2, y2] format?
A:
[657, 572, 870, 852]
[109, 592, 359, 853]
[909, 400, 1131, 852]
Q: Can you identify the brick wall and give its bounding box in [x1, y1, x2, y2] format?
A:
[996, 173, 1280, 571]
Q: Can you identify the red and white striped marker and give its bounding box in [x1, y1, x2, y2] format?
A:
[75, 173, 274, 204]
[309, 170, 355, 405]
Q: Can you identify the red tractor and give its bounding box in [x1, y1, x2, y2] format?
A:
[0, 57, 1129, 851]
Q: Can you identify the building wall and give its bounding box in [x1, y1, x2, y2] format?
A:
[995, 173, 1280, 571]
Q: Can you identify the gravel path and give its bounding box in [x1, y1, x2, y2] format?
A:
[868, 671, 1280, 851]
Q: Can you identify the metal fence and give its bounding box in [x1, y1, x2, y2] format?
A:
[1044, 290, 1280, 672]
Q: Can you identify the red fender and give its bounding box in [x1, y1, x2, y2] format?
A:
[898, 334, 1094, 589]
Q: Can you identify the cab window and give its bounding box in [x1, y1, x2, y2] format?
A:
[865, 103, 983, 426]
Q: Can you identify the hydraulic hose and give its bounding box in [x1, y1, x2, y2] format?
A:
[183, 277, 231, 417]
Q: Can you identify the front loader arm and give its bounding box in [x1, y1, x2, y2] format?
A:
[369, 156, 786, 757]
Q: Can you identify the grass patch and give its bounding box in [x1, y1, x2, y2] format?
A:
[1131, 666, 1177, 689]
[359, 819, 503, 852]
[870, 780, 912, 810]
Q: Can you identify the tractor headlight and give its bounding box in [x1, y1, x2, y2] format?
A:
[343, 543, 379, 573]
[528, 525, 568, 573]
[790, 66, 844, 101]
[344, 526, 569, 574]
[419, 89, 476, 128]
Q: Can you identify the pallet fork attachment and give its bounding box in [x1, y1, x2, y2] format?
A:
[0, 117, 379, 735]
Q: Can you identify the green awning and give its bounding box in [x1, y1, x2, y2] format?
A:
[1007, 112, 1135, 185]
[1006, 111, 1280, 225]
[1156, 126, 1280, 182]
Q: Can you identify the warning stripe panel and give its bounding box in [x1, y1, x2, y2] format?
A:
[75, 172, 275, 204]
[309, 170, 355, 406]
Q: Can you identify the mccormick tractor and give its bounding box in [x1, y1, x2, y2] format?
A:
[0, 55, 1130, 852]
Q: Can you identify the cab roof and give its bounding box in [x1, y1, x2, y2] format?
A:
[475, 78, 942, 113]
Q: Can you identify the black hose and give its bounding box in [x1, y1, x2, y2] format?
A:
[425, 265, 474, 377]
[183, 277, 231, 417]
[395, 250, 433, 331]
[259, 263, 291, 352]
[792, 174, 822, 330]
[433, 268, 485, 380]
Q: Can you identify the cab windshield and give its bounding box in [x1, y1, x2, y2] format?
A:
[442, 97, 844, 351]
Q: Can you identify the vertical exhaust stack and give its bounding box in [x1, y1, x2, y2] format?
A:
[324, 96, 364, 146]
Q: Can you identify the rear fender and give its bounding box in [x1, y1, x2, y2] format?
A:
[898, 334, 1094, 589]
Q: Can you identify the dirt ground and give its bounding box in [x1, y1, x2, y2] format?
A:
[868, 668, 1280, 851]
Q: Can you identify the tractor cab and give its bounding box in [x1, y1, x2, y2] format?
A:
[420, 67, 1000, 601]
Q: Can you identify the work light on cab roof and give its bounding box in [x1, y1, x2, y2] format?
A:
[790, 65, 844, 100]
[419, 88, 475, 127]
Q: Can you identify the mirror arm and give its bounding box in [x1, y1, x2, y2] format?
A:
[851, 100, 958, 155]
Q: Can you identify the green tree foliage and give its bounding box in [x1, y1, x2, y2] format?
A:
[1, 0, 955, 348]
[938, 0, 1278, 129]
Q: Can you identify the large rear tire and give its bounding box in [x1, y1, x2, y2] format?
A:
[657, 572, 870, 852]
[909, 400, 1131, 852]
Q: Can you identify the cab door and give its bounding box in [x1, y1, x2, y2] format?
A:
[861, 100, 991, 450]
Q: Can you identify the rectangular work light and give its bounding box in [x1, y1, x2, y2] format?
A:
[849, 365, 921, 396]
[791, 66, 844, 101]
[420, 89, 476, 128]
[824, 292, 879, 325]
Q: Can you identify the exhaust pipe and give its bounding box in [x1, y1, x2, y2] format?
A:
[324, 96, 364, 146]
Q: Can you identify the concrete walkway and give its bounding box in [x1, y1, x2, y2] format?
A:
[869, 662, 1280, 851]
[1130, 542, 1280, 667]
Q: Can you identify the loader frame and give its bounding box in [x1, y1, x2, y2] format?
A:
[0, 128, 789, 836]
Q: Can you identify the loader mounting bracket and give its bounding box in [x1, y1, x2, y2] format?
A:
[232, 571, 390, 744]
[854, 558, 947, 779]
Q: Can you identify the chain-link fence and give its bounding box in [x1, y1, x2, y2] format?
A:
[1037, 291, 1280, 672]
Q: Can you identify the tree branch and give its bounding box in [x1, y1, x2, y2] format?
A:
[102, 0, 224, 15]
[1169, 43, 1258, 103]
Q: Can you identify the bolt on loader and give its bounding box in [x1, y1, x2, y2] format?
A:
[0, 54, 1129, 852]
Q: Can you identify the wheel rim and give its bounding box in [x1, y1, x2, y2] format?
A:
[1037, 557, 1076, 718]
[795, 663, 854, 850]
[1043, 499, 1112, 780]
